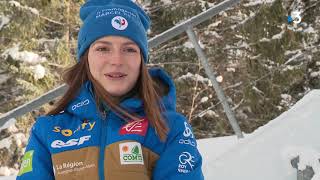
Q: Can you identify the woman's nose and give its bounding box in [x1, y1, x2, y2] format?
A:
[109, 50, 123, 65]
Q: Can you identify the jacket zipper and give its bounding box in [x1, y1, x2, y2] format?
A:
[99, 109, 109, 180]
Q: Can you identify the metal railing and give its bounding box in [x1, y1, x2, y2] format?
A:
[0, 0, 243, 138]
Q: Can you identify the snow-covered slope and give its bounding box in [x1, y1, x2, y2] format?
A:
[1, 90, 319, 179]
[200, 89, 320, 180]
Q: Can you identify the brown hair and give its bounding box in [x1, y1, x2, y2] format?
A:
[48, 51, 169, 141]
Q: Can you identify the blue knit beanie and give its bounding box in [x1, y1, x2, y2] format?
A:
[77, 0, 150, 62]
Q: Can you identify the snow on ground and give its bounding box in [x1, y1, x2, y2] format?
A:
[280, 94, 293, 107]
[284, 50, 304, 65]
[0, 74, 10, 85]
[198, 0, 215, 9]
[259, 37, 271, 42]
[160, 0, 172, 5]
[0, 15, 10, 30]
[226, 67, 236, 72]
[230, 10, 256, 30]
[30, 64, 46, 80]
[204, 31, 222, 39]
[303, 26, 316, 34]
[199, 109, 220, 118]
[216, 75, 223, 83]
[198, 136, 239, 172]
[2, 44, 47, 65]
[208, 20, 222, 28]
[0, 137, 12, 150]
[0, 167, 18, 177]
[0, 132, 27, 150]
[183, 40, 205, 49]
[202, 89, 320, 180]
[0, 176, 15, 180]
[8, 1, 39, 15]
[0, 90, 319, 179]
[1, 44, 47, 80]
[0, 118, 16, 132]
[183, 41, 194, 49]
[310, 71, 320, 78]
[285, 49, 301, 56]
[243, 0, 275, 7]
[178, 72, 214, 87]
[200, 97, 209, 103]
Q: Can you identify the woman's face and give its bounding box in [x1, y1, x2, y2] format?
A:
[88, 36, 142, 97]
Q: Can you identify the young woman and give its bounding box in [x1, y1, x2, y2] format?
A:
[17, 0, 204, 179]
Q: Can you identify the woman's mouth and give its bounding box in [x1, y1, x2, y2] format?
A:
[105, 72, 127, 80]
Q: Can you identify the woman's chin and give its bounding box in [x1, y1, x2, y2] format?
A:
[106, 89, 128, 97]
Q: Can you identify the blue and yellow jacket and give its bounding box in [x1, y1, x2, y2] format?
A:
[17, 68, 204, 180]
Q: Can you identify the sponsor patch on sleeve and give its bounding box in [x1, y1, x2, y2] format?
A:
[119, 142, 144, 165]
[18, 150, 34, 176]
[178, 151, 195, 174]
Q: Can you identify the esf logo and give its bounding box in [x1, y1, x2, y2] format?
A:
[72, 99, 89, 111]
[288, 10, 302, 24]
[53, 121, 96, 137]
[51, 135, 91, 148]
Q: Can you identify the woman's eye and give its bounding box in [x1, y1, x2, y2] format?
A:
[124, 48, 138, 53]
[96, 47, 110, 52]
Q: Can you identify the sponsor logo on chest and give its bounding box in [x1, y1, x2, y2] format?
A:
[119, 142, 144, 165]
[72, 99, 90, 111]
[52, 121, 96, 137]
[119, 118, 148, 136]
[51, 135, 91, 148]
[54, 161, 96, 175]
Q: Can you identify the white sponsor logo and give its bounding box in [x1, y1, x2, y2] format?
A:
[291, 10, 302, 24]
[72, 99, 90, 111]
[178, 152, 195, 173]
[56, 161, 84, 170]
[112, 16, 128, 30]
[96, 8, 138, 19]
[51, 135, 91, 148]
[119, 142, 144, 165]
[183, 122, 194, 138]
[54, 161, 96, 175]
[123, 121, 143, 132]
[179, 138, 196, 147]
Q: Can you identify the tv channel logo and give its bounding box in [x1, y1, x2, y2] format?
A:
[287, 10, 302, 24]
